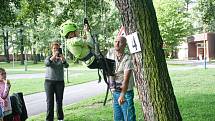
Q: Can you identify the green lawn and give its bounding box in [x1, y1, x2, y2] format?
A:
[171, 68, 215, 121]
[0, 61, 45, 69]
[27, 66, 215, 121]
[0, 61, 98, 95]
[27, 93, 144, 121]
[9, 69, 98, 95]
[1, 61, 215, 120]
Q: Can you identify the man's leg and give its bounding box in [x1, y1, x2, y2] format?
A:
[55, 81, 65, 120]
[44, 81, 55, 121]
[113, 91, 124, 121]
[121, 90, 136, 121]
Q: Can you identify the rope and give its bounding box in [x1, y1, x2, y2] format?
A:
[82, 0, 113, 106]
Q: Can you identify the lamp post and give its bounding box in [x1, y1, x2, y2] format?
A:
[202, 27, 207, 69]
[24, 48, 28, 71]
[204, 38, 207, 69]
[62, 36, 69, 83]
[11, 34, 16, 68]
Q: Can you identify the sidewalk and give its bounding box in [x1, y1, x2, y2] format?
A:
[24, 80, 106, 116]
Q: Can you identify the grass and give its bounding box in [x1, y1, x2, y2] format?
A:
[27, 91, 144, 121]
[1, 61, 215, 120]
[0, 60, 88, 70]
[0, 61, 99, 95]
[27, 67, 215, 121]
[9, 69, 98, 95]
[170, 68, 215, 121]
[0, 61, 44, 69]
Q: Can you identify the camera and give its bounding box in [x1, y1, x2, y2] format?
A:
[109, 79, 122, 92]
[57, 48, 62, 57]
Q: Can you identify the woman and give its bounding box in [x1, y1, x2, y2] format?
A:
[44, 42, 69, 121]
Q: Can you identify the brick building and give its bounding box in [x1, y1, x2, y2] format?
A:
[178, 32, 215, 60]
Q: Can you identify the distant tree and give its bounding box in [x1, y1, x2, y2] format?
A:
[17, 0, 55, 63]
[154, 0, 193, 58]
[198, 0, 215, 32]
[0, 0, 17, 63]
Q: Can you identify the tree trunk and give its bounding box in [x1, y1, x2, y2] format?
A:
[20, 29, 25, 65]
[115, 0, 182, 121]
[33, 47, 38, 64]
[3, 29, 10, 63]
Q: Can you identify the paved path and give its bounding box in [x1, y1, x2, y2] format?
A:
[24, 81, 106, 116]
[7, 73, 45, 79]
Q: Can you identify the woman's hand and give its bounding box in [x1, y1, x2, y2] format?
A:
[50, 51, 60, 61]
[60, 55, 65, 62]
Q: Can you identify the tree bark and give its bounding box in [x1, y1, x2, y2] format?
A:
[115, 0, 182, 120]
[33, 47, 38, 64]
[20, 29, 25, 65]
[3, 29, 10, 63]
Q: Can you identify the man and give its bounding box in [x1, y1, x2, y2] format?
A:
[108, 36, 136, 121]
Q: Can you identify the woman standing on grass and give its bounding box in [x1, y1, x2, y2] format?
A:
[44, 42, 69, 121]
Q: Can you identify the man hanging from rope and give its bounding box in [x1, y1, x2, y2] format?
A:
[60, 20, 115, 105]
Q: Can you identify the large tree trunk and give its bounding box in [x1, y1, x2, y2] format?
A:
[115, 0, 182, 121]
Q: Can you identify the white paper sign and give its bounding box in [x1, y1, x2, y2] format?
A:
[126, 32, 141, 53]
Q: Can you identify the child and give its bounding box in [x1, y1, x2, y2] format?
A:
[0, 68, 12, 120]
[60, 20, 115, 75]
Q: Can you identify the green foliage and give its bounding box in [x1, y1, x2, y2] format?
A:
[55, 0, 121, 44]
[0, 0, 16, 27]
[197, 0, 215, 32]
[154, 0, 193, 58]
[0, 0, 121, 61]
[17, 0, 54, 22]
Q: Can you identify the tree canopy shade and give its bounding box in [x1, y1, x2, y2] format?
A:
[115, 0, 182, 120]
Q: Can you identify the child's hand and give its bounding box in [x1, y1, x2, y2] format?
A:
[4, 79, 10, 84]
[6, 80, 10, 84]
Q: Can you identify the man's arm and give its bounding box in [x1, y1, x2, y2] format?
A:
[83, 24, 94, 48]
[118, 69, 132, 105]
